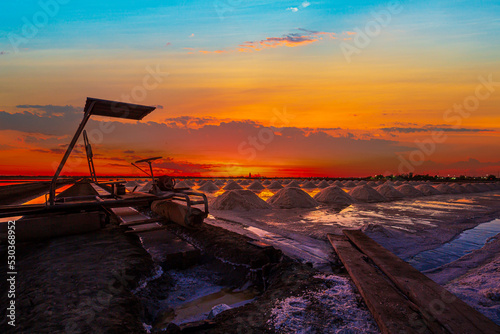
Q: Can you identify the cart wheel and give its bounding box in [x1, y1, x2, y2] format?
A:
[158, 175, 176, 191]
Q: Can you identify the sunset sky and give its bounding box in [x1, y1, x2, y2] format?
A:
[1, 0, 499, 177]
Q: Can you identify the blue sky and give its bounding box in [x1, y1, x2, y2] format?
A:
[1, 0, 499, 177]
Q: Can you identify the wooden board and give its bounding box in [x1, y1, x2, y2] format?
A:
[343, 230, 500, 334]
[119, 218, 163, 227]
[327, 234, 440, 334]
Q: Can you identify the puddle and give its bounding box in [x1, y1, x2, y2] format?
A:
[408, 218, 500, 271]
[155, 287, 257, 327]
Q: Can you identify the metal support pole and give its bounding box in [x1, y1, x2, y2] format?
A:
[147, 161, 157, 193]
[48, 102, 96, 205]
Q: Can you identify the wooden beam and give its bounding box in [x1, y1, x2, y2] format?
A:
[119, 218, 163, 227]
[343, 230, 500, 334]
[327, 234, 442, 334]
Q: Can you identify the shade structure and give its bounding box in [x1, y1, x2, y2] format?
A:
[85, 97, 156, 120]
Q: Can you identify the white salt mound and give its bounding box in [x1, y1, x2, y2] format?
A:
[139, 181, 153, 192]
[415, 184, 442, 196]
[301, 181, 317, 189]
[174, 181, 191, 189]
[247, 180, 265, 191]
[198, 181, 219, 192]
[125, 180, 138, 187]
[267, 187, 318, 209]
[375, 184, 405, 200]
[214, 180, 225, 186]
[211, 190, 271, 210]
[317, 180, 330, 188]
[449, 183, 469, 193]
[286, 180, 301, 188]
[349, 185, 387, 203]
[267, 181, 284, 190]
[223, 181, 243, 190]
[475, 183, 492, 192]
[184, 180, 195, 187]
[463, 183, 481, 193]
[344, 181, 357, 187]
[313, 186, 355, 205]
[395, 184, 424, 197]
[433, 184, 460, 194]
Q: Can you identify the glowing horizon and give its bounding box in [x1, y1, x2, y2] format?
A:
[1, 1, 499, 177]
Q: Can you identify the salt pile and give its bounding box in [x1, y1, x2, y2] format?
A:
[449, 183, 469, 193]
[174, 181, 191, 189]
[395, 184, 424, 197]
[267, 187, 318, 208]
[197, 181, 219, 192]
[344, 180, 357, 187]
[317, 180, 330, 188]
[139, 181, 153, 192]
[286, 180, 301, 188]
[197, 180, 206, 186]
[475, 183, 492, 192]
[247, 180, 265, 191]
[214, 179, 226, 186]
[267, 181, 284, 190]
[313, 186, 355, 205]
[367, 181, 378, 187]
[223, 180, 243, 190]
[463, 183, 481, 193]
[357, 180, 367, 185]
[415, 184, 442, 196]
[375, 184, 405, 200]
[212, 190, 271, 210]
[125, 180, 138, 187]
[240, 179, 251, 185]
[184, 180, 195, 187]
[349, 185, 387, 203]
[433, 184, 460, 194]
[332, 180, 343, 186]
[301, 181, 317, 189]
[262, 180, 272, 186]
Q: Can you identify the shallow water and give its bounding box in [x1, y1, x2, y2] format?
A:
[408, 219, 500, 271]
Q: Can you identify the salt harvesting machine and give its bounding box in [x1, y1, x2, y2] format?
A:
[0, 98, 209, 240]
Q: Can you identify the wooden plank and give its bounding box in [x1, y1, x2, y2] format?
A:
[125, 226, 165, 234]
[119, 218, 163, 227]
[343, 230, 500, 334]
[327, 234, 440, 334]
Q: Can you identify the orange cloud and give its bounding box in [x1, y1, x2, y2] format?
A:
[195, 29, 337, 54]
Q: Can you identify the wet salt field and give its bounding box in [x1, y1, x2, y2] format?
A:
[123, 178, 500, 272]
[408, 218, 500, 271]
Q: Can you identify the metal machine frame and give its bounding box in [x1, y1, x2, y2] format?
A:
[0, 97, 209, 227]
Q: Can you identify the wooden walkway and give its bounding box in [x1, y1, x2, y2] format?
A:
[328, 230, 500, 334]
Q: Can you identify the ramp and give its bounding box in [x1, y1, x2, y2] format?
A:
[328, 230, 500, 334]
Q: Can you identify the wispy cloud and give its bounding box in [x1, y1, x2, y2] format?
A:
[197, 29, 337, 54]
[287, 1, 311, 12]
[381, 125, 494, 133]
